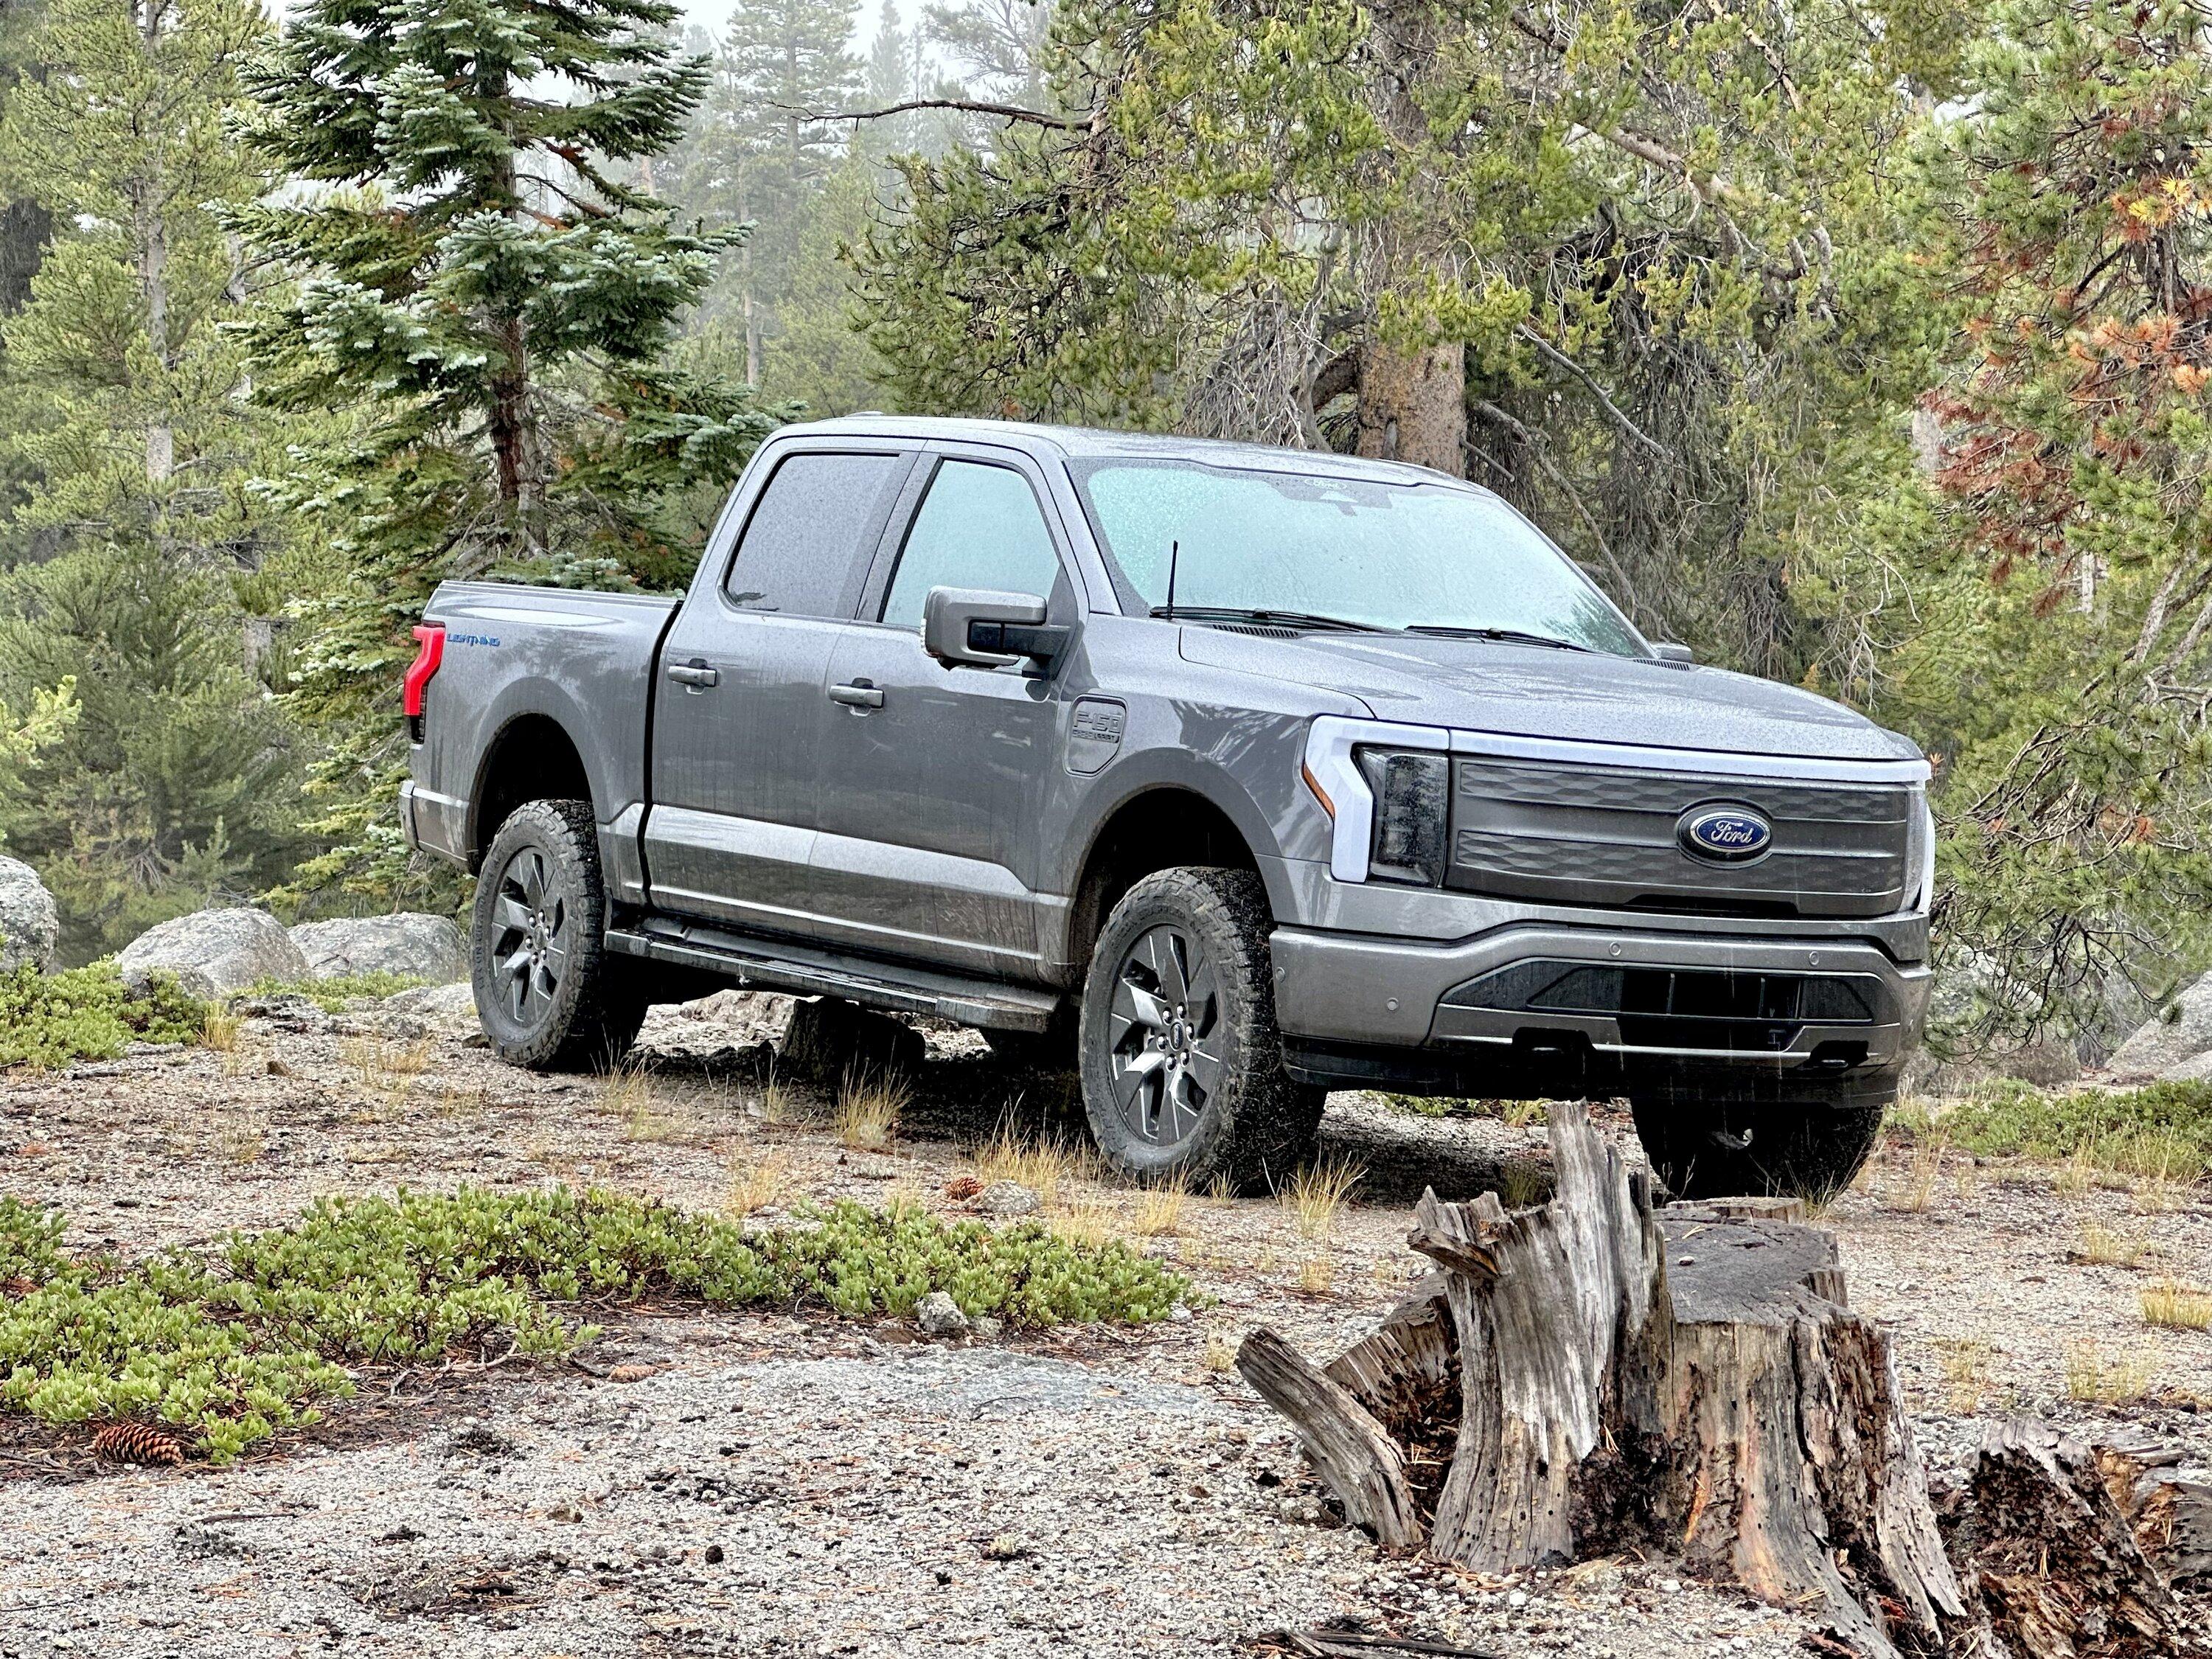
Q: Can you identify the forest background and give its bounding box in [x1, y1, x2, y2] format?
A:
[3, 0, 2208, 1063]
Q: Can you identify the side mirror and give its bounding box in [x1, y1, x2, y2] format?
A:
[1651, 641, 1694, 664]
[922, 586, 1069, 669]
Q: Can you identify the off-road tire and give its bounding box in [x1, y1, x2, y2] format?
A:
[1629, 1088, 1891, 1203]
[471, 799, 646, 1072]
[1078, 866, 1324, 1192]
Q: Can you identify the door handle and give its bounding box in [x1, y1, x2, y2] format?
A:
[830, 680, 885, 709]
[667, 660, 719, 689]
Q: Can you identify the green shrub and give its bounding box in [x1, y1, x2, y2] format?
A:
[248, 971, 430, 1012]
[1904, 1079, 2212, 1183]
[0, 961, 207, 1069]
[0, 1186, 1188, 1461]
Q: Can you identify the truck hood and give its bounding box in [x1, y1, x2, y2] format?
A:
[1177, 627, 1922, 764]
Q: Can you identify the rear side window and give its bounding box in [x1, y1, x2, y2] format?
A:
[723, 451, 905, 617]
[881, 460, 1063, 630]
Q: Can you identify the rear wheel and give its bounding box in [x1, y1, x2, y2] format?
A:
[471, 799, 645, 1071]
[1629, 1088, 1891, 1203]
[1078, 867, 1324, 1191]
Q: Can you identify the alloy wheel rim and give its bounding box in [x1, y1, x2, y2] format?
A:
[488, 846, 568, 1027]
[1106, 922, 1223, 1147]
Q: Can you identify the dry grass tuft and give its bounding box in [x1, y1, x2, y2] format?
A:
[1934, 1337, 1994, 1413]
[200, 1006, 241, 1053]
[1896, 1133, 1947, 1213]
[972, 1121, 1088, 1208]
[1280, 1155, 1363, 1241]
[2140, 1278, 2212, 1332]
[1202, 1329, 1238, 1373]
[2071, 1222, 2149, 1268]
[725, 1150, 792, 1217]
[1295, 1252, 1337, 1296]
[1206, 1171, 1238, 1205]
[217, 1113, 266, 1165]
[1051, 1197, 1118, 1251]
[2065, 1339, 2158, 1405]
[1132, 1178, 1190, 1238]
[755, 1068, 810, 1126]
[832, 1067, 908, 1152]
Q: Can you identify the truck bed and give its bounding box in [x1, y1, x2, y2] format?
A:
[405, 581, 680, 877]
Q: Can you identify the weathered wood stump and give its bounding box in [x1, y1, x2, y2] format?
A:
[1238, 1101, 2207, 1659]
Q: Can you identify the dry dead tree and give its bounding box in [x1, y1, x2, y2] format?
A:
[1238, 1101, 2205, 1659]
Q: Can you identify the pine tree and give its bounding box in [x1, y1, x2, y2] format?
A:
[235, 0, 780, 901]
[684, 0, 863, 386]
[1912, 0, 2212, 1014]
[0, 0, 313, 953]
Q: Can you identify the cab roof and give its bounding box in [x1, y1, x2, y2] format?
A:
[782, 414, 1461, 488]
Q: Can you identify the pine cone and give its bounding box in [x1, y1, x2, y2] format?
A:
[944, 1175, 984, 1202]
[91, 1422, 185, 1467]
[0, 1275, 35, 1298]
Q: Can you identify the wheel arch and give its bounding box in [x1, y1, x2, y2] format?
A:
[467, 711, 593, 871]
[1059, 778, 1278, 979]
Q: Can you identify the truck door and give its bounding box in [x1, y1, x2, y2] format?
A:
[809, 451, 1079, 978]
[644, 444, 915, 936]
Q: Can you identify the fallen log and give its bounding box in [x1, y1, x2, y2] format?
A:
[1237, 1100, 2207, 1659]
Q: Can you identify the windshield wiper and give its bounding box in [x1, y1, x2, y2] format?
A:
[1150, 605, 1393, 634]
[1403, 624, 1592, 653]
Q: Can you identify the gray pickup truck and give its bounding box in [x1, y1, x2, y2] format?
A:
[401, 415, 1933, 1198]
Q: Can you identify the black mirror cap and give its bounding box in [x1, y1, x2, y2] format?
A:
[922, 585, 1067, 669]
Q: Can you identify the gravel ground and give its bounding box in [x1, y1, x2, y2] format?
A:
[2, 988, 2209, 1658]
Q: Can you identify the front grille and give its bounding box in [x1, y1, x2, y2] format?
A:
[1441, 959, 1881, 1054]
[1447, 755, 1914, 919]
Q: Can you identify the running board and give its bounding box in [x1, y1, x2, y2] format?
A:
[606, 920, 1062, 1033]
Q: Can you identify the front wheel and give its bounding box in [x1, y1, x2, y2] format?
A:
[1078, 867, 1324, 1192]
[471, 799, 645, 1071]
[1630, 1088, 1891, 1203]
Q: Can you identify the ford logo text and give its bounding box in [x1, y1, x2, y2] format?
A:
[1677, 804, 1773, 864]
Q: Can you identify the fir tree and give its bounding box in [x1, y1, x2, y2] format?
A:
[235, 0, 781, 901]
[0, 0, 312, 953]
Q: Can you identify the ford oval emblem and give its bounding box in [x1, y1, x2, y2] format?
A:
[1677, 804, 1773, 863]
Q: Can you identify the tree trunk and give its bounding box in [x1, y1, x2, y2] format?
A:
[136, 0, 172, 487]
[1237, 1102, 2203, 1659]
[1354, 342, 1467, 475]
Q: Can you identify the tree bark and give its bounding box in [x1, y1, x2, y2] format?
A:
[1239, 1102, 2101, 1659]
[136, 0, 172, 487]
[1354, 343, 1468, 475]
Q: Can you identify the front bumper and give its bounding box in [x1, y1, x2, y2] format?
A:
[1270, 919, 1930, 1093]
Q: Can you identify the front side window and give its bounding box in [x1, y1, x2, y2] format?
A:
[881, 460, 1063, 630]
[1071, 459, 1645, 655]
[723, 451, 905, 618]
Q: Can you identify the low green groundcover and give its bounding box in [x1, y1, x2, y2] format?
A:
[0, 961, 206, 1069]
[0, 1187, 1189, 1462]
[1896, 1078, 2212, 1183]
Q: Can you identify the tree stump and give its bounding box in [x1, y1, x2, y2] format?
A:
[776, 996, 925, 1085]
[1237, 1101, 2205, 1659]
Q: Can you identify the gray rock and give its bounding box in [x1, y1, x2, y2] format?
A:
[2107, 971, 2212, 1079]
[978, 1180, 1040, 1217]
[114, 908, 308, 1000]
[0, 855, 58, 972]
[383, 981, 481, 1029]
[915, 1291, 970, 1337]
[289, 913, 465, 983]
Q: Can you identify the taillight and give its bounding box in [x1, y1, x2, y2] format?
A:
[403, 623, 445, 742]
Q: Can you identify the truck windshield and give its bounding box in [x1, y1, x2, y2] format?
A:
[1071, 459, 1646, 657]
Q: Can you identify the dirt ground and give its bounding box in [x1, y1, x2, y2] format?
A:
[1, 987, 2208, 1658]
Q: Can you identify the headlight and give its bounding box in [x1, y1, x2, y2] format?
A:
[1358, 748, 1450, 885]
